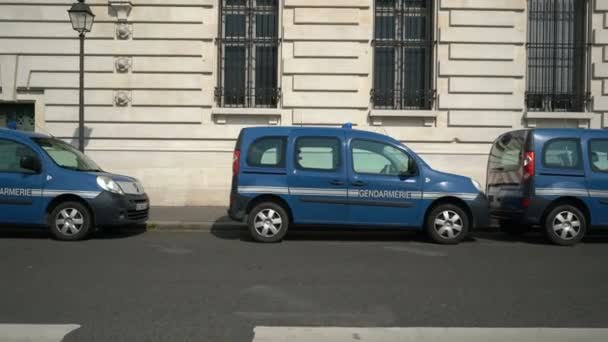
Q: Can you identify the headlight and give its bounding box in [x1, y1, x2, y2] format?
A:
[134, 179, 145, 193]
[96, 176, 124, 195]
[471, 179, 482, 192]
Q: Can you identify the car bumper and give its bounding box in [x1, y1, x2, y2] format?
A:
[469, 193, 490, 230]
[228, 193, 250, 222]
[87, 192, 150, 226]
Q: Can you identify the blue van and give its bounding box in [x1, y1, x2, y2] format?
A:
[487, 128, 608, 245]
[0, 128, 149, 240]
[228, 126, 489, 244]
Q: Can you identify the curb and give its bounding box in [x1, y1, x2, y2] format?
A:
[146, 221, 245, 231]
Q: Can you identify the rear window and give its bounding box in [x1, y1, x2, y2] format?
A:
[296, 137, 341, 171]
[543, 138, 581, 169]
[246, 137, 286, 168]
[488, 131, 527, 171]
[589, 139, 608, 172]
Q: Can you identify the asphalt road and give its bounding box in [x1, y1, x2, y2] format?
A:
[1, 226, 608, 341]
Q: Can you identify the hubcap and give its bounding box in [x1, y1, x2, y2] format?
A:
[55, 208, 84, 235]
[552, 211, 581, 240]
[434, 210, 463, 239]
[253, 208, 282, 237]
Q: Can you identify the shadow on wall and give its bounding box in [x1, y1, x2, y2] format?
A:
[70, 126, 93, 149]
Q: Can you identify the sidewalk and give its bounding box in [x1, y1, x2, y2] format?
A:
[148, 206, 244, 230]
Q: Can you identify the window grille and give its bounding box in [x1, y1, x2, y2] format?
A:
[372, 0, 434, 110]
[216, 0, 280, 108]
[526, 0, 588, 112]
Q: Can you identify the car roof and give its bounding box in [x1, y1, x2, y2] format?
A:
[0, 127, 51, 139]
[241, 126, 399, 143]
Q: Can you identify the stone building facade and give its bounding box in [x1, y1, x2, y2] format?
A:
[0, 0, 605, 206]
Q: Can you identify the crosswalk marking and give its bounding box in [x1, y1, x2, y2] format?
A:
[0, 324, 80, 342]
[252, 327, 608, 342]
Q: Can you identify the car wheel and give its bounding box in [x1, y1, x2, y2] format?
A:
[247, 202, 289, 243]
[499, 220, 531, 236]
[426, 204, 469, 245]
[544, 205, 586, 246]
[48, 201, 93, 241]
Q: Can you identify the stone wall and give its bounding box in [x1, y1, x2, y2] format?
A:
[0, 0, 604, 206]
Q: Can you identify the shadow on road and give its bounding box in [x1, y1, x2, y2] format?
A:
[0, 224, 146, 240]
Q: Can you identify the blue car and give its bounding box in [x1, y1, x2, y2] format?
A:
[0, 128, 149, 240]
[487, 128, 608, 245]
[228, 125, 489, 244]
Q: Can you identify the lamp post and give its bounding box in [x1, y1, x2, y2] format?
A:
[68, 0, 95, 152]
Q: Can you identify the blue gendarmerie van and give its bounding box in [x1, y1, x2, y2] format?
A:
[487, 128, 608, 246]
[0, 128, 149, 240]
[228, 125, 489, 244]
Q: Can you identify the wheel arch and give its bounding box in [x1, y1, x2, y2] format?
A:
[540, 196, 590, 227]
[46, 194, 95, 225]
[245, 194, 293, 222]
[424, 196, 473, 227]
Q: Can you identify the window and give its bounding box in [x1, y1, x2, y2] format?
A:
[543, 139, 581, 169]
[296, 137, 341, 171]
[216, 0, 280, 108]
[526, 0, 588, 112]
[589, 139, 608, 172]
[0, 139, 39, 173]
[0, 103, 35, 131]
[488, 131, 527, 172]
[351, 139, 414, 176]
[372, 0, 434, 110]
[246, 137, 285, 167]
[33, 138, 101, 172]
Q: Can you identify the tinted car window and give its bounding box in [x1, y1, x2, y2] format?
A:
[589, 139, 608, 172]
[351, 139, 413, 176]
[488, 131, 526, 171]
[543, 139, 581, 169]
[296, 137, 340, 171]
[0, 139, 38, 173]
[246, 137, 285, 167]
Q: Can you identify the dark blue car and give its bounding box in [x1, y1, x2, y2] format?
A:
[229, 125, 489, 244]
[0, 128, 149, 240]
[487, 128, 608, 245]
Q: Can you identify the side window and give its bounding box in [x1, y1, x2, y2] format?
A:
[351, 139, 413, 176]
[296, 137, 341, 171]
[589, 139, 608, 172]
[543, 139, 581, 169]
[0, 139, 38, 173]
[246, 137, 285, 168]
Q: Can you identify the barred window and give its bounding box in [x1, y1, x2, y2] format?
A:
[216, 0, 279, 108]
[526, 0, 588, 112]
[372, 0, 434, 110]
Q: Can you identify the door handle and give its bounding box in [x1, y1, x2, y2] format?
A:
[351, 180, 367, 187]
[330, 180, 345, 186]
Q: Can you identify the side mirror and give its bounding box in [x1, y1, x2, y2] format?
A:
[20, 156, 41, 173]
[400, 159, 416, 177]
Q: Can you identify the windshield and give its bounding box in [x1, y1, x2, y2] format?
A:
[32, 138, 102, 172]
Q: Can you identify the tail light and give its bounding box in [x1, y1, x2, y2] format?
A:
[522, 197, 531, 208]
[232, 149, 241, 175]
[522, 151, 535, 180]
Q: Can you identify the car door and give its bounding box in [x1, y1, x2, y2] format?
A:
[286, 130, 348, 224]
[0, 138, 47, 224]
[346, 134, 422, 227]
[585, 135, 608, 226]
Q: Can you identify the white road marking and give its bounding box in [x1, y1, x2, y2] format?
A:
[252, 327, 608, 342]
[383, 246, 448, 257]
[0, 324, 80, 342]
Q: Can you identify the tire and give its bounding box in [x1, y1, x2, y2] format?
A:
[48, 201, 93, 241]
[544, 204, 586, 246]
[247, 202, 289, 243]
[499, 220, 531, 236]
[426, 204, 470, 245]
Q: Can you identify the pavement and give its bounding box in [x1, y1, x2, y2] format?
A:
[1, 228, 608, 341]
[148, 206, 242, 230]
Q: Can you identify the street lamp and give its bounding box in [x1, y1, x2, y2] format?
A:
[68, 0, 95, 152]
